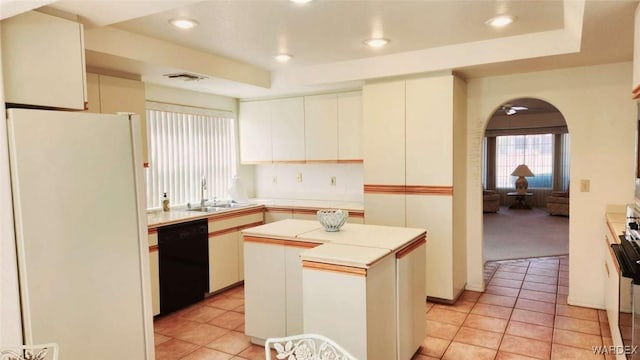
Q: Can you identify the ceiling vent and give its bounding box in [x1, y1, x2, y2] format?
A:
[163, 72, 207, 81]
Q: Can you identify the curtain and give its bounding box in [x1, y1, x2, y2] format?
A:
[145, 107, 237, 209]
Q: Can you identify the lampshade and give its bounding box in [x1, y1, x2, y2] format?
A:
[511, 164, 535, 177]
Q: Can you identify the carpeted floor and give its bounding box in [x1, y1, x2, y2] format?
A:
[483, 206, 569, 262]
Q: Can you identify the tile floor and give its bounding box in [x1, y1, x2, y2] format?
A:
[154, 255, 613, 360]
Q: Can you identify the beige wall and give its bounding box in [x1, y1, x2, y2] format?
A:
[466, 62, 636, 308]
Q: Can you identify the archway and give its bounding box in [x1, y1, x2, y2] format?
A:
[481, 97, 570, 262]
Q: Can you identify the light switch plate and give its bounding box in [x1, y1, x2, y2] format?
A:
[297, 173, 303, 182]
[580, 179, 590, 192]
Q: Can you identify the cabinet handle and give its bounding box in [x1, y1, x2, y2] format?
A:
[605, 261, 610, 277]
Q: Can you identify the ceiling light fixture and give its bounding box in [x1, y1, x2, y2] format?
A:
[290, 0, 313, 4]
[485, 15, 516, 28]
[169, 18, 199, 30]
[274, 53, 293, 62]
[364, 38, 390, 49]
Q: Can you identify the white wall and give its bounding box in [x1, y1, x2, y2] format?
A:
[0, 22, 24, 345]
[466, 62, 636, 308]
[255, 163, 363, 202]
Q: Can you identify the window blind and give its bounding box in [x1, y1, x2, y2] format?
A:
[145, 105, 237, 209]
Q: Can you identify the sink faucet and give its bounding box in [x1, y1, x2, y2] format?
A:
[200, 177, 207, 208]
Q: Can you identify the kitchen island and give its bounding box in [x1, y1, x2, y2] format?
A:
[242, 219, 426, 360]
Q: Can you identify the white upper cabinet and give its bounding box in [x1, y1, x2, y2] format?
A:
[363, 80, 406, 185]
[239, 101, 273, 163]
[305, 94, 338, 161]
[337, 92, 363, 161]
[1, 11, 87, 110]
[304, 91, 362, 162]
[271, 97, 305, 162]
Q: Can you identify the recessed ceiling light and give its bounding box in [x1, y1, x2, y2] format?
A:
[274, 53, 293, 62]
[485, 15, 516, 28]
[169, 18, 199, 30]
[290, 0, 313, 3]
[364, 38, 390, 49]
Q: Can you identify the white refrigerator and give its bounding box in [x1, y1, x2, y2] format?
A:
[6, 108, 154, 359]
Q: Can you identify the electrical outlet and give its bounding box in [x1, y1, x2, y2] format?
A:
[331, 176, 336, 186]
[272, 176, 277, 184]
[580, 179, 590, 192]
[297, 173, 303, 182]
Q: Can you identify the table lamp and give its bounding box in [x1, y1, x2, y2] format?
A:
[511, 164, 534, 194]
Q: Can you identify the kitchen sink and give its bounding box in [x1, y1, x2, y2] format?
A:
[186, 202, 252, 212]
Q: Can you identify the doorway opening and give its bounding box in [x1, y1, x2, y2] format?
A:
[482, 97, 570, 262]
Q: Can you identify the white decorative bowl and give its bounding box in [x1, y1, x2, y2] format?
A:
[317, 209, 349, 232]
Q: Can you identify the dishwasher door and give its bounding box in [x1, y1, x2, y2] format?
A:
[158, 219, 209, 314]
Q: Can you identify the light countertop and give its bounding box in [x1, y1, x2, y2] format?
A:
[300, 243, 390, 268]
[241, 219, 325, 241]
[147, 198, 364, 228]
[298, 223, 426, 252]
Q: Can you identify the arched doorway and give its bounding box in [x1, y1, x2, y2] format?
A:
[481, 97, 570, 262]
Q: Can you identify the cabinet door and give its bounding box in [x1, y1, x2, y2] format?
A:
[149, 248, 160, 316]
[305, 94, 338, 161]
[364, 193, 405, 227]
[209, 231, 240, 292]
[98, 75, 148, 166]
[406, 76, 453, 186]
[85, 73, 101, 113]
[338, 92, 363, 161]
[285, 246, 308, 335]
[239, 101, 273, 163]
[244, 240, 286, 339]
[271, 97, 305, 162]
[1, 11, 86, 110]
[363, 81, 406, 185]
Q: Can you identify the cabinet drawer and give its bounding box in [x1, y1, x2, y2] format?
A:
[208, 210, 264, 233]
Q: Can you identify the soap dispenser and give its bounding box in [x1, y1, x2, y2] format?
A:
[162, 192, 170, 211]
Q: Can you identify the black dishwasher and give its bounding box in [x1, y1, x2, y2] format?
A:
[158, 219, 209, 314]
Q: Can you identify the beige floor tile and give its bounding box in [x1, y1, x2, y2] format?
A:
[470, 303, 513, 319]
[155, 338, 199, 360]
[518, 289, 557, 304]
[506, 320, 554, 342]
[206, 331, 251, 355]
[494, 271, 527, 281]
[526, 267, 558, 277]
[522, 281, 557, 294]
[489, 278, 523, 289]
[524, 274, 558, 285]
[478, 293, 517, 308]
[421, 336, 451, 358]
[495, 351, 541, 360]
[555, 304, 599, 322]
[555, 316, 601, 336]
[170, 322, 230, 345]
[426, 320, 461, 340]
[510, 309, 555, 327]
[180, 305, 228, 323]
[205, 295, 244, 311]
[515, 298, 556, 315]
[434, 301, 475, 314]
[498, 265, 528, 273]
[463, 314, 508, 333]
[458, 290, 482, 303]
[181, 347, 235, 360]
[485, 285, 521, 297]
[553, 328, 603, 350]
[453, 326, 503, 349]
[208, 311, 245, 330]
[442, 341, 497, 360]
[551, 343, 605, 359]
[426, 307, 468, 326]
[154, 332, 171, 346]
[499, 334, 552, 360]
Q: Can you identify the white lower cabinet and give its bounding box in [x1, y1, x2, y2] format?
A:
[149, 249, 160, 316]
[397, 242, 426, 360]
[209, 231, 240, 293]
[244, 238, 318, 343]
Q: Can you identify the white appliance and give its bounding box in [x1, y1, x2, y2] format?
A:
[6, 108, 154, 359]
